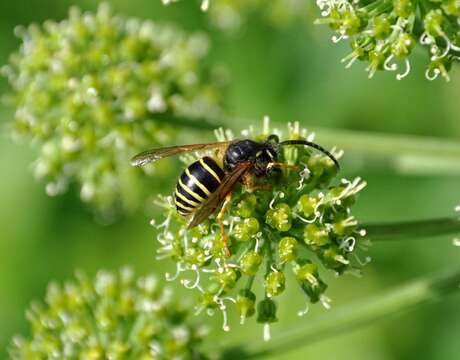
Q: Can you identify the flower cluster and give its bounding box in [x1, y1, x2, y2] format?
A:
[9, 267, 208, 359]
[153, 119, 368, 338]
[1, 3, 224, 216]
[162, 0, 311, 31]
[315, 0, 460, 81]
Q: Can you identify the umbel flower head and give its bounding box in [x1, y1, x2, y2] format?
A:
[315, 0, 460, 81]
[152, 119, 368, 339]
[1, 3, 224, 216]
[162, 0, 311, 31]
[9, 267, 208, 359]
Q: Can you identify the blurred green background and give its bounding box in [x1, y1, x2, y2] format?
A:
[1, 0, 459, 359]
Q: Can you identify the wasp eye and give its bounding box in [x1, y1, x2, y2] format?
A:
[267, 134, 279, 144]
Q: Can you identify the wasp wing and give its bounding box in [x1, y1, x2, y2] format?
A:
[131, 141, 232, 167]
[188, 162, 253, 229]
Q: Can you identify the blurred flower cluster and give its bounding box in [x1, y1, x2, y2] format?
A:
[315, 0, 460, 81]
[9, 267, 208, 359]
[152, 120, 368, 339]
[162, 0, 311, 31]
[1, 3, 224, 217]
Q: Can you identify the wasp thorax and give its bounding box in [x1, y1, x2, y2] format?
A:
[224, 139, 278, 176]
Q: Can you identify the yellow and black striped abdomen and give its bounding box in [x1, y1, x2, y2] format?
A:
[174, 156, 225, 216]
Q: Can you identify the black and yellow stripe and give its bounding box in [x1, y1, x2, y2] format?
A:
[174, 156, 225, 216]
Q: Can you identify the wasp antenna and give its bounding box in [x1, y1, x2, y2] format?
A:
[279, 140, 340, 170]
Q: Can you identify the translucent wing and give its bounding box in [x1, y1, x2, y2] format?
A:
[188, 162, 253, 229]
[131, 141, 232, 167]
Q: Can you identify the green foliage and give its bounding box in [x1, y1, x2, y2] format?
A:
[162, 0, 311, 31]
[9, 267, 208, 359]
[153, 120, 367, 336]
[315, 0, 460, 80]
[1, 3, 224, 217]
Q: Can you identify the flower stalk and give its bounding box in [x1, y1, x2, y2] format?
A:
[220, 266, 460, 359]
[364, 216, 460, 242]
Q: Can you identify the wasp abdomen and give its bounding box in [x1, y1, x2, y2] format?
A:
[174, 156, 225, 216]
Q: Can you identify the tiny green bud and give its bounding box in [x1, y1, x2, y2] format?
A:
[236, 193, 258, 218]
[265, 271, 286, 297]
[256, 298, 278, 324]
[278, 236, 298, 263]
[424, 10, 445, 37]
[266, 203, 292, 232]
[321, 245, 350, 272]
[391, 32, 416, 58]
[216, 267, 240, 291]
[237, 289, 256, 323]
[298, 194, 319, 218]
[293, 260, 328, 303]
[233, 217, 260, 242]
[393, 0, 416, 18]
[240, 251, 263, 276]
[373, 14, 392, 39]
[304, 223, 331, 248]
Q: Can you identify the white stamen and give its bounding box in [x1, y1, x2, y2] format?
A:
[297, 303, 309, 317]
[425, 67, 441, 81]
[396, 58, 411, 80]
[384, 54, 397, 71]
[200, 0, 210, 11]
[320, 294, 332, 310]
[166, 263, 183, 281]
[263, 323, 271, 341]
[181, 268, 201, 289]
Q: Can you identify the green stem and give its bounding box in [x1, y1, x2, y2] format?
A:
[363, 216, 460, 241]
[313, 127, 460, 175]
[220, 267, 460, 359]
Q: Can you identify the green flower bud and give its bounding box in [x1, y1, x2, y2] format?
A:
[240, 251, 263, 276]
[442, 0, 460, 16]
[391, 32, 416, 58]
[237, 289, 256, 323]
[265, 271, 286, 297]
[321, 245, 350, 272]
[266, 203, 292, 232]
[393, 0, 416, 18]
[298, 194, 319, 218]
[424, 9, 445, 37]
[184, 247, 208, 268]
[373, 14, 392, 39]
[256, 298, 278, 324]
[293, 260, 328, 303]
[341, 10, 363, 36]
[233, 217, 260, 242]
[278, 236, 298, 263]
[304, 223, 331, 248]
[216, 267, 240, 291]
[236, 193, 258, 218]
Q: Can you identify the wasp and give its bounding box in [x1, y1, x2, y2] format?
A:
[131, 135, 339, 255]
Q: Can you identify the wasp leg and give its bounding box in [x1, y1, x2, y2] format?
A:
[242, 173, 272, 192]
[267, 162, 299, 172]
[217, 192, 233, 257]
